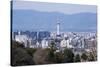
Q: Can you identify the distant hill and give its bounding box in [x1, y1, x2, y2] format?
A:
[12, 10, 97, 32]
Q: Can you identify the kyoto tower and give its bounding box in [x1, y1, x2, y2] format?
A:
[57, 20, 60, 36]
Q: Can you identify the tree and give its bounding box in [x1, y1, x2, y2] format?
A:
[46, 41, 57, 63]
[11, 40, 24, 49]
[50, 41, 56, 51]
[11, 40, 35, 66]
[25, 48, 37, 57]
[74, 54, 81, 62]
[63, 48, 74, 63]
[81, 53, 88, 61]
[11, 48, 35, 66]
[54, 52, 63, 63]
[88, 52, 95, 61]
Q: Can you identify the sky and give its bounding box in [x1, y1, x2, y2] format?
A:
[13, 1, 97, 14]
[12, 1, 97, 32]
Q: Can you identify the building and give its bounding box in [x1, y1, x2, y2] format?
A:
[41, 38, 49, 48]
[15, 31, 29, 47]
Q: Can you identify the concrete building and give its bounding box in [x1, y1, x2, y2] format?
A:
[41, 38, 49, 48]
[15, 31, 29, 47]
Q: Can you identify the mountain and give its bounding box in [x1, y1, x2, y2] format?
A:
[12, 10, 97, 32]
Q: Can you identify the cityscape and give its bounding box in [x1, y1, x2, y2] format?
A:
[11, 1, 97, 66]
[12, 21, 97, 53]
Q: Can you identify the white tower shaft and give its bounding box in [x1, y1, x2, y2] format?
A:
[57, 22, 60, 35]
[18, 31, 21, 35]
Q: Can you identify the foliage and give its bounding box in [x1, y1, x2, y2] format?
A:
[62, 48, 74, 63]
[11, 40, 97, 66]
[88, 52, 96, 61]
[74, 54, 81, 62]
[54, 52, 64, 63]
[11, 48, 35, 66]
[11, 40, 35, 66]
[81, 53, 88, 61]
[11, 40, 24, 48]
[25, 48, 37, 57]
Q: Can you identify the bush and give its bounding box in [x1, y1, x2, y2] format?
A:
[54, 52, 63, 63]
[11, 40, 35, 66]
[63, 48, 74, 63]
[74, 54, 81, 62]
[81, 53, 88, 61]
[11, 48, 35, 66]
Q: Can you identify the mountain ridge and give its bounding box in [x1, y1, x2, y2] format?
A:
[12, 10, 97, 32]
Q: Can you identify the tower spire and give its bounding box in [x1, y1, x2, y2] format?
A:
[57, 19, 60, 35]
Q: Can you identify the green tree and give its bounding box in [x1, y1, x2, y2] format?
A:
[74, 54, 81, 62]
[81, 53, 88, 61]
[88, 52, 95, 61]
[11, 40, 35, 66]
[12, 40, 24, 48]
[50, 41, 56, 51]
[54, 52, 63, 63]
[11, 48, 35, 66]
[25, 48, 37, 57]
[63, 48, 74, 63]
[46, 41, 57, 63]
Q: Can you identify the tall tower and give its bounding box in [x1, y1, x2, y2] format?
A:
[18, 30, 21, 35]
[56, 19, 62, 50]
[57, 21, 60, 35]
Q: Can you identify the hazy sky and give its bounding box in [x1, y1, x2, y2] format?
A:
[13, 1, 97, 14]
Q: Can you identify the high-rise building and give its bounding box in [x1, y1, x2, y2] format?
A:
[15, 31, 29, 47]
[41, 38, 49, 48]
